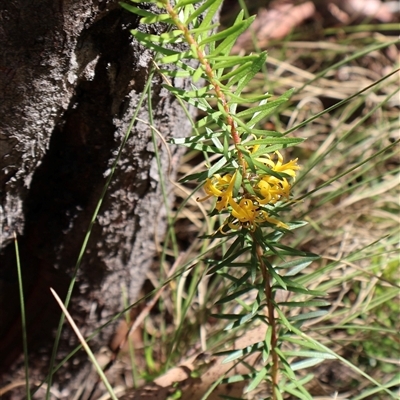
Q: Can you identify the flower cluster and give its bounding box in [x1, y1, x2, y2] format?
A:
[199, 151, 300, 232]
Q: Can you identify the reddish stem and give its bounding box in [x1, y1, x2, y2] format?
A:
[255, 241, 279, 399]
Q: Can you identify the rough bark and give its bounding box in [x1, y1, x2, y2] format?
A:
[0, 1, 192, 398]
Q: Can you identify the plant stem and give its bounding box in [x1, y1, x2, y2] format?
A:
[255, 241, 279, 399]
[162, 0, 245, 168]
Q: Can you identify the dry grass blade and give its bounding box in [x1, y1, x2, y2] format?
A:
[50, 288, 119, 400]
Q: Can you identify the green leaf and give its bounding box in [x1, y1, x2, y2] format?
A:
[290, 358, 325, 371]
[209, 13, 256, 58]
[140, 13, 173, 24]
[120, 2, 172, 24]
[243, 137, 304, 146]
[246, 97, 269, 129]
[283, 221, 309, 231]
[223, 234, 245, 261]
[222, 128, 231, 159]
[248, 158, 284, 180]
[268, 242, 317, 257]
[239, 128, 282, 136]
[209, 313, 248, 320]
[131, 29, 183, 44]
[192, 65, 205, 82]
[207, 155, 229, 177]
[232, 168, 242, 197]
[207, 245, 251, 275]
[216, 286, 256, 305]
[180, 2, 196, 24]
[205, 128, 222, 144]
[282, 386, 312, 400]
[280, 335, 325, 351]
[199, 18, 255, 46]
[170, 135, 208, 146]
[245, 367, 268, 393]
[226, 92, 271, 105]
[236, 98, 288, 119]
[179, 171, 207, 183]
[274, 386, 285, 400]
[217, 262, 252, 270]
[277, 257, 316, 271]
[268, 265, 287, 290]
[278, 364, 314, 400]
[220, 341, 264, 363]
[275, 305, 294, 332]
[220, 61, 255, 85]
[282, 285, 325, 297]
[195, 112, 227, 131]
[275, 257, 317, 277]
[288, 310, 329, 321]
[234, 52, 267, 95]
[189, 23, 220, 35]
[223, 312, 256, 329]
[158, 69, 192, 78]
[223, 374, 246, 384]
[283, 350, 336, 359]
[120, 3, 157, 19]
[163, 85, 215, 112]
[168, 140, 220, 153]
[130, 30, 180, 56]
[239, 178, 255, 198]
[186, 0, 223, 26]
[176, 0, 202, 6]
[212, 54, 260, 70]
[160, 50, 194, 64]
[160, 30, 184, 41]
[278, 300, 330, 307]
[163, 84, 214, 101]
[183, 84, 210, 98]
[240, 151, 255, 173]
[170, 130, 224, 153]
[238, 89, 294, 126]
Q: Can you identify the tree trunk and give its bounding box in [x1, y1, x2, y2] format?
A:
[0, 1, 192, 397]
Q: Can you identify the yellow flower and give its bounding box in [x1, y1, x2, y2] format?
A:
[229, 197, 261, 224]
[256, 176, 291, 204]
[255, 150, 299, 179]
[199, 150, 299, 232]
[270, 151, 299, 178]
[252, 151, 299, 205]
[224, 197, 288, 232]
[202, 172, 236, 212]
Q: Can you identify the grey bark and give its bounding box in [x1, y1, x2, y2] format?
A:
[0, 0, 193, 398]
